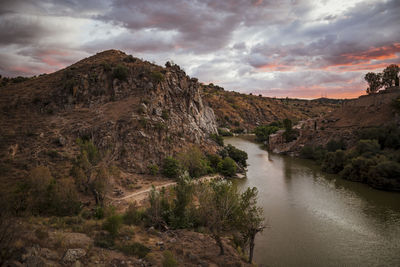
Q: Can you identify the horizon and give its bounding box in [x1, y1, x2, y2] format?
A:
[0, 0, 399, 99]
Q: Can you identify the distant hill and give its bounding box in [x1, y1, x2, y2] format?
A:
[202, 84, 340, 131]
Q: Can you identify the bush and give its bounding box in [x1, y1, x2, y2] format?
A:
[151, 71, 165, 83]
[94, 232, 115, 248]
[300, 145, 314, 159]
[103, 214, 123, 237]
[340, 156, 376, 182]
[326, 139, 346, 152]
[322, 150, 346, 174]
[218, 157, 237, 177]
[207, 154, 222, 173]
[162, 157, 181, 179]
[162, 250, 178, 267]
[218, 128, 233, 137]
[118, 242, 150, 258]
[369, 160, 400, 180]
[356, 139, 380, 156]
[210, 134, 224, 146]
[178, 147, 209, 178]
[254, 125, 279, 142]
[225, 144, 248, 167]
[123, 203, 145, 225]
[113, 64, 129, 81]
[148, 164, 159, 176]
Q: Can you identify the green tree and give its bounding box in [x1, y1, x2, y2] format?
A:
[364, 72, 383, 94]
[113, 64, 129, 81]
[218, 157, 237, 177]
[178, 146, 209, 178]
[382, 64, 400, 88]
[103, 214, 123, 237]
[238, 187, 266, 264]
[197, 181, 240, 255]
[225, 144, 248, 167]
[254, 125, 279, 142]
[162, 157, 182, 179]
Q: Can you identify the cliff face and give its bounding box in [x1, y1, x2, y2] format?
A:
[0, 50, 218, 175]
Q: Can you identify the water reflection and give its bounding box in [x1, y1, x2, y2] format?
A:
[225, 136, 400, 267]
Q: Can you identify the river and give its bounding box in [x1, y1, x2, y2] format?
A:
[225, 136, 400, 267]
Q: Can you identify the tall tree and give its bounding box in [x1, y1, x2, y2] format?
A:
[197, 181, 239, 255]
[364, 72, 382, 94]
[238, 187, 266, 264]
[382, 64, 400, 88]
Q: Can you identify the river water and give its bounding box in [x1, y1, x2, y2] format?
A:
[225, 136, 400, 267]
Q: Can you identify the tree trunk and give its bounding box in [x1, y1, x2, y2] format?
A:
[248, 234, 255, 263]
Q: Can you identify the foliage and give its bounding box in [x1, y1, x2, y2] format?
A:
[355, 139, 381, 157]
[218, 128, 233, 136]
[207, 154, 222, 173]
[145, 186, 171, 229]
[151, 71, 165, 83]
[162, 157, 182, 179]
[326, 139, 346, 152]
[237, 187, 266, 263]
[103, 214, 123, 237]
[340, 156, 377, 182]
[113, 64, 129, 81]
[178, 146, 210, 178]
[322, 150, 346, 174]
[123, 203, 145, 225]
[254, 125, 279, 142]
[118, 242, 150, 258]
[170, 177, 196, 228]
[225, 144, 248, 167]
[94, 232, 115, 248]
[147, 164, 159, 176]
[162, 250, 178, 267]
[197, 181, 240, 255]
[382, 64, 400, 88]
[210, 133, 224, 146]
[364, 72, 383, 94]
[368, 160, 400, 180]
[218, 157, 237, 177]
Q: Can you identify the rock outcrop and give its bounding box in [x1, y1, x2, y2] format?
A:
[0, 50, 218, 174]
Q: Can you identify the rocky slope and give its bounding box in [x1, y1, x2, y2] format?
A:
[0, 50, 218, 178]
[202, 84, 340, 131]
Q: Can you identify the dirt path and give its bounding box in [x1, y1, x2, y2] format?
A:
[108, 174, 221, 204]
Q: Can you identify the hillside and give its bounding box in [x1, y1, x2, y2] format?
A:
[202, 84, 340, 131]
[0, 50, 218, 177]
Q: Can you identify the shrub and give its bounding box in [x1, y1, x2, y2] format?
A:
[218, 128, 233, 137]
[148, 164, 159, 176]
[118, 242, 150, 258]
[225, 144, 248, 167]
[162, 250, 178, 267]
[254, 125, 279, 142]
[207, 154, 222, 173]
[113, 64, 129, 81]
[322, 150, 346, 174]
[368, 160, 400, 180]
[300, 145, 314, 159]
[340, 156, 376, 182]
[123, 203, 145, 225]
[162, 157, 181, 179]
[103, 214, 123, 237]
[94, 232, 115, 248]
[326, 139, 346, 152]
[178, 147, 209, 178]
[355, 139, 380, 156]
[151, 71, 165, 83]
[218, 157, 237, 177]
[210, 134, 224, 146]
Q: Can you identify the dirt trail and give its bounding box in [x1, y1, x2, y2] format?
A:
[108, 174, 221, 204]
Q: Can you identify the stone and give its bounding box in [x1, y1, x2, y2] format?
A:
[62, 249, 86, 263]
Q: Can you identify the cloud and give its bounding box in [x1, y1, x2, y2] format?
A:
[0, 0, 398, 98]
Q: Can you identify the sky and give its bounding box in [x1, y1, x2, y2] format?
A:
[0, 0, 399, 99]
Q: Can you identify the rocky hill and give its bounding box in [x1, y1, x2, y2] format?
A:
[0, 50, 218, 179]
[202, 84, 340, 131]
